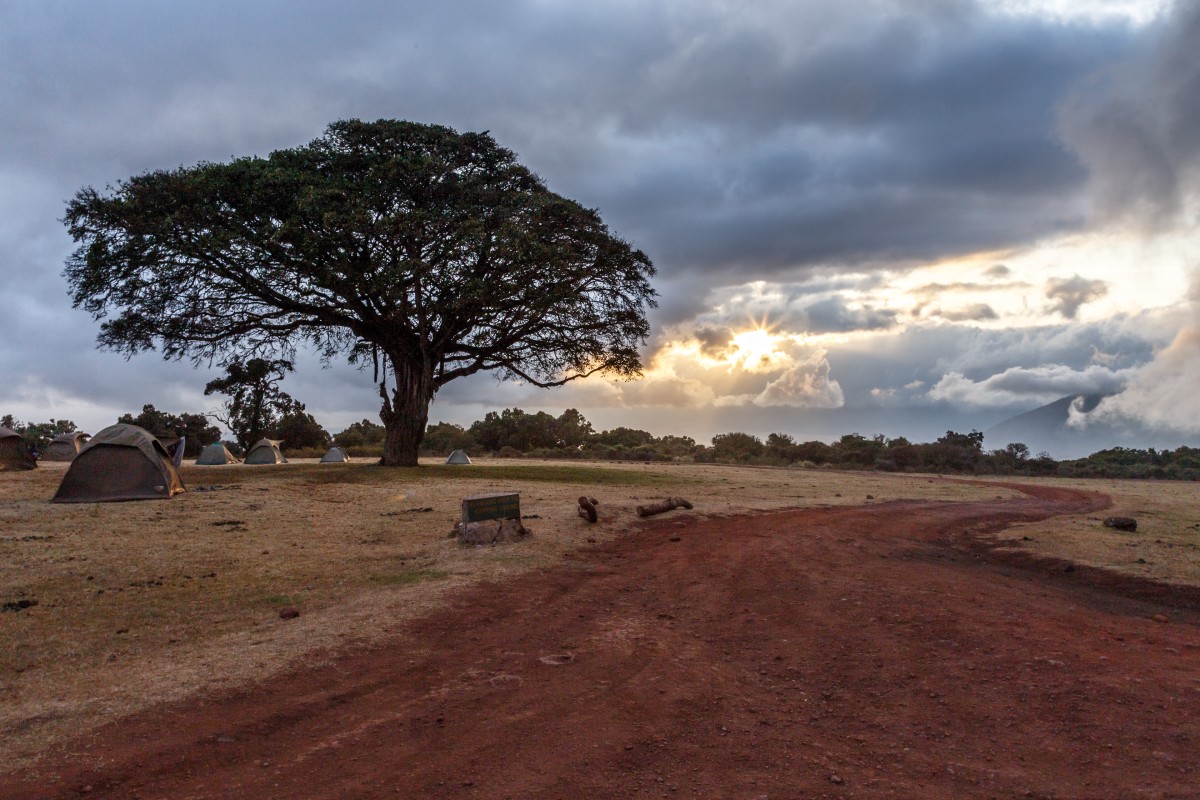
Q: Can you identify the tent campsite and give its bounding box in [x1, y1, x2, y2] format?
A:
[445, 449, 472, 465]
[41, 431, 90, 461]
[52, 424, 185, 503]
[195, 442, 240, 465]
[320, 446, 350, 463]
[244, 438, 287, 464]
[0, 427, 37, 471]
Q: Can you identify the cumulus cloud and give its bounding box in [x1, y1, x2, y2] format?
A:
[1085, 271, 1200, 432]
[752, 351, 845, 408]
[909, 280, 1031, 317]
[1044, 274, 1108, 318]
[927, 363, 1133, 407]
[984, 264, 1011, 279]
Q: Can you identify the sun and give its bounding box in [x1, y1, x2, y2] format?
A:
[727, 326, 791, 372]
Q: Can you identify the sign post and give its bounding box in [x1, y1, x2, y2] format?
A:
[461, 493, 521, 525]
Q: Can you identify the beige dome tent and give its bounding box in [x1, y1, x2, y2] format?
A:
[0, 427, 36, 471]
[445, 449, 472, 465]
[196, 442, 240, 465]
[244, 438, 287, 464]
[320, 446, 350, 463]
[52, 424, 185, 503]
[42, 431, 90, 461]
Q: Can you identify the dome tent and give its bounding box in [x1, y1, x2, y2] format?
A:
[445, 449, 472, 465]
[320, 446, 351, 463]
[244, 438, 287, 464]
[42, 431, 90, 461]
[52, 424, 185, 503]
[0, 427, 36, 471]
[196, 442, 240, 465]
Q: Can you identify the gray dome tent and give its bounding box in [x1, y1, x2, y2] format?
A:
[445, 449, 472, 465]
[52, 424, 185, 503]
[244, 438, 287, 464]
[320, 446, 351, 463]
[0, 427, 36, 471]
[42, 431, 90, 461]
[196, 442, 240, 465]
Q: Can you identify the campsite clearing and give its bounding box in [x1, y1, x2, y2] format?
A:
[2, 461, 1199, 797]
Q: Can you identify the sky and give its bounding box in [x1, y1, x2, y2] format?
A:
[3, 0, 1199, 455]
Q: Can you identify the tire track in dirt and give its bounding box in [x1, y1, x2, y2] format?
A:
[5, 482, 1199, 799]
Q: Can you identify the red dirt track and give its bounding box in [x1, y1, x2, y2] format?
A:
[6, 483, 1200, 799]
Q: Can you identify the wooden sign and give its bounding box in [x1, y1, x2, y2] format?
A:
[462, 493, 521, 524]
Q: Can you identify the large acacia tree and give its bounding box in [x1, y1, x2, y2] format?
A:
[64, 120, 657, 465]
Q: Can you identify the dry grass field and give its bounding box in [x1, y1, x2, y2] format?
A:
[983, 475, 1200, 586]
[2, 459, 1197, 773]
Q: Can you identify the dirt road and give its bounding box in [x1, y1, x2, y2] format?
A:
[5, 484, 1199, 799]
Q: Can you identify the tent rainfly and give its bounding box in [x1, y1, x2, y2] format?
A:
[445, 449, 472, 465]
[0, 427, 36, 471]
[41, 431, 90, 461]
[195, 442, 240, 465]
[320, 446, 351, 463]
[244, 438, 287, 465]
[52, 424, 185, 503]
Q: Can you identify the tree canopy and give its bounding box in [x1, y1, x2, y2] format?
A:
[0, 416, 79, 453]
[116, 404, 221, 456]
[203, 358, 298, 451]
[64, 119, 657, 465]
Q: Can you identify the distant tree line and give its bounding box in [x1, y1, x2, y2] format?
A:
[6, 401, 1200, 479]
[396, 407, 1200, 481]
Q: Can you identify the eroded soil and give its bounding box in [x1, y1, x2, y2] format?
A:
[5, 483, 1199, 799]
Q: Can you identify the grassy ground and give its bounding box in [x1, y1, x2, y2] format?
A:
[984, 475, 1200, 586]
[1, 459, 1195, 771]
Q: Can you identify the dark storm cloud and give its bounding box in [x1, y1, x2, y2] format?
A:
[0, 0, 1168, 434]
[595, 2, 1125, 301]
[1059, 0, 1200, 228]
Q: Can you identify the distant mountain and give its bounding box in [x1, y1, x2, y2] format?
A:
[983, 394, 1197, 459]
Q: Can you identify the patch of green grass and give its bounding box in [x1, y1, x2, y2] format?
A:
[264, 594, 296, 606]
[373, 568, 449, 586]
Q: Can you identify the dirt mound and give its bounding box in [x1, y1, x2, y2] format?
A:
[5, 484, 1199, 799]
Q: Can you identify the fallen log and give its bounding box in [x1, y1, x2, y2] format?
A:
[636, 497, 693, 518]
[578, 496, 599, 523]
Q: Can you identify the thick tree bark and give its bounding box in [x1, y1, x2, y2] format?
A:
[378, 357, 435, 467]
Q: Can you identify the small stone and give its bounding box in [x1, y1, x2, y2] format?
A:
[279, 607, 300, 620]
[1103, 516, 1138, 532]
[829, 774, 843, 784]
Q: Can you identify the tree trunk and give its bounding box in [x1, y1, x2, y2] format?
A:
[635, 497, 693, 517]
[378, 357, 435, 467]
